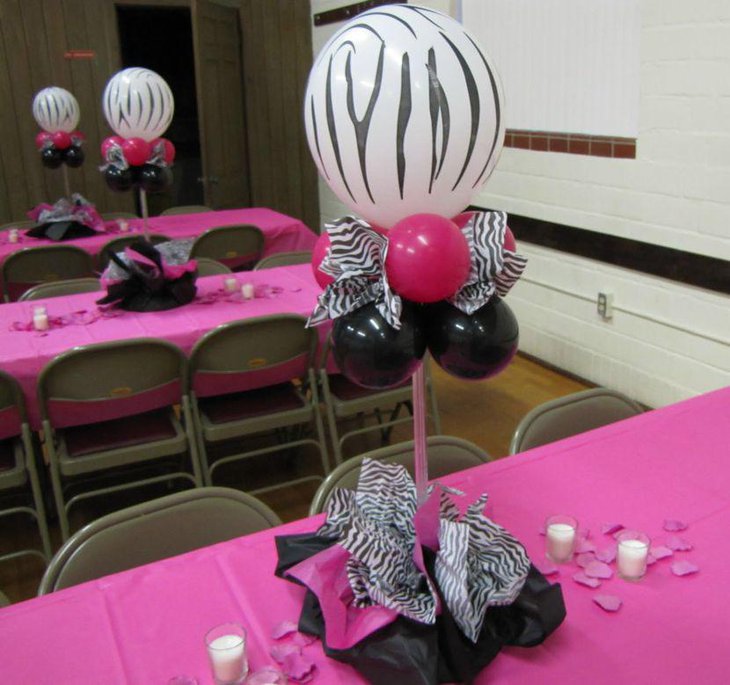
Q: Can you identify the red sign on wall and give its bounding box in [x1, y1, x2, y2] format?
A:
[64, 50, 95, 60]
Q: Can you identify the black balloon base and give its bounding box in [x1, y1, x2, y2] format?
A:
[25, 220, 98, 242]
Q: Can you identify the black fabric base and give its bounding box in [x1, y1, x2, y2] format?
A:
[25, 220, 98, 241]
[275, 533, 566, 685]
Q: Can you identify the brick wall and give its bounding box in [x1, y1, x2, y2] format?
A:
[311, 0, 730, 407]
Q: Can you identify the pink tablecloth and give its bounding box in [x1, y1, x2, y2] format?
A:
[0, 264, 324, 429]
[1, 388, 728, 684]
[0, 207, 317, 263]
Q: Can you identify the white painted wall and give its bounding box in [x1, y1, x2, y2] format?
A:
[309, 0, 730, 407]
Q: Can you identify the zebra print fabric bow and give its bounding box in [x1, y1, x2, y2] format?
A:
[308, 216, 402, 329]
[450, 211, 528, 315]
[308, 211, 527, 329]
[318, 458, 531, 642]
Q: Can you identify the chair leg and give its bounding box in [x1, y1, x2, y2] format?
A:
[22, 427, 52, 560]
[309, 369, 330, 475]
[181, 396, 204, 487]
[320, 371, 343, 466]
[190, 397, 213, 486]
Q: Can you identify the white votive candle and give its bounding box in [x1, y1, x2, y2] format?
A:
[545, 515, 577, 563]
[206, 623, 248, 685]
[241, 283, 255, 300]
[224, 277, 238, 292]
[8, 228, 19, 243]
[117, 219, 129, 232]
[33, 306, 49, 331]
[617, 531, 650, 580]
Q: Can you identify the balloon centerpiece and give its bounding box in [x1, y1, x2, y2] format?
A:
[100, 68, 176, 239]
[277, 5, 566, 683]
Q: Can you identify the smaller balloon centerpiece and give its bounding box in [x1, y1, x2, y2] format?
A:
[274, 6, 566, 683]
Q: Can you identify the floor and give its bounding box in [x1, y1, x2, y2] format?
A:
[0, 353, 589, 603]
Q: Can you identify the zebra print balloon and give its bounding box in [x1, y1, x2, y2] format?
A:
[305, 5, 505, 229]
[32, 87, 80, 133]
[102, 68, 174, 142]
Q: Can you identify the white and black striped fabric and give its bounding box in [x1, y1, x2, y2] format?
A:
[435, 494, 530, 642]
[308, 216, 402, 329]
[317, 458, 531, 638]
[102, 68, 174, 142]
[450, 211, 528, 314]
[32, 87, 80, 133]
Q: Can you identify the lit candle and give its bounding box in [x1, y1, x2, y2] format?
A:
[33, 306, 49, 331]
[617, 531, 650, 580]
[224, 277, 238, 293]
[8, 228, 19, 243]
[545, 515, 577, 563]
[241, 283, 255, 300]
[205, 623, 248, 685]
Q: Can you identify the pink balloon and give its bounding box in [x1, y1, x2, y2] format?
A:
[385, 214, 470, 303]
[152, 137, 176, 164]
[35, 131, 52, 149]
[311, 232, 335, 289]
[121, 137, 151, 166]
[51, 131, 72, 150]
[453, 211, 518, 252]
[101, 135, 123, 159]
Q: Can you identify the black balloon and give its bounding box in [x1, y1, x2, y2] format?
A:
[104, 164, 134, 192]
[332, 301, 426, 389]
[139, 164, 173, 193]
[426, 298, 519, 380]
[63, 145, 85, 168]
[40, 146, 63, 169]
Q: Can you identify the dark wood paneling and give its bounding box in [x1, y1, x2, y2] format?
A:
[313, 0, 406, 26]
[239, 0, 320, 232]
[473, 208, 730, 295]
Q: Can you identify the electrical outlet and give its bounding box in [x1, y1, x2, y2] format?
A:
[597, 292, 614, 320]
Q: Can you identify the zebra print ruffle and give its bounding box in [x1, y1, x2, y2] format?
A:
[308, 211, 527, 329]
[318, 458, 530, 642]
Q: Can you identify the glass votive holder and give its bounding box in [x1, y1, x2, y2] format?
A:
[545, 514, 578, 564]
[223, 276, 238, 293]
[33, 305, 49, 331]
[616, 530, 650, 581]
[205, 622, 248, 685]
[8, 228, 19, 243]
[241, 283, 255, 300]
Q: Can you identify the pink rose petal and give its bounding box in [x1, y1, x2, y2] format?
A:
[595, 547, 617, 564]
[575, 552, 596, 568]
[247, 667, 288, 685]
[577, 528, 591, 540]
[593, 594, 622, 612]
[535, 559, 559, 576]
[282, 652, 316, 681]
[584, 560, 613, 579]
[270, 642, 301, 664]
[601, 523, 624, 535]
[671, 560, 699, 576]
[650, 545, 673, 560]
[665, 535, 693, 552]
[646, 554, 657, 565]
[291, 632, 318, 647]
[271, 620, 299, 640]
[573, 571, 602, 588]
[663, 519, 688, 532]
[575, 539, 597, 554]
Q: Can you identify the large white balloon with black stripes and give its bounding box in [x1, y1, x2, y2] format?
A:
[102, 67, 174, 141]
[32, 87, 80, 133]
[305, 4, 504, 228]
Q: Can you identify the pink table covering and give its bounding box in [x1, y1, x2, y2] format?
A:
[0, 264, 324, 429]
[1, 387, 728, 684]
[0, 207, 317, 264]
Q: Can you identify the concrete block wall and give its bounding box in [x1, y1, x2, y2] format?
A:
[310, 0, 730, 407]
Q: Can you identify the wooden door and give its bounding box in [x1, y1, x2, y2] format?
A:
[192, 0, 250, 209]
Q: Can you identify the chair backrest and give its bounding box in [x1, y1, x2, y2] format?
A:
[38, 338, 187, 429]
[0, 220, 36, 232]
[195, 257, 232, 276]
[254, 251, 313, 269]
[97, 234, 170, 270]
[0, 370, 24, 442]
[159, 205, 212, 216]
[189, 314, 315, 398]
[509, 387, 644, 455]
[309, 435, 490, 515]
[2, 246, 95, 301]
[19, 277, 101, 301]
[190, 224, 264, 270]
[100, 212, 139, 221]
[38, 486, 282, 594]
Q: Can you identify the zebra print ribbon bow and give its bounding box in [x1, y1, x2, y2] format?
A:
[450, 211, 528, 315]
[318, 458, 531, 642]
[308, 216, 402, 329]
